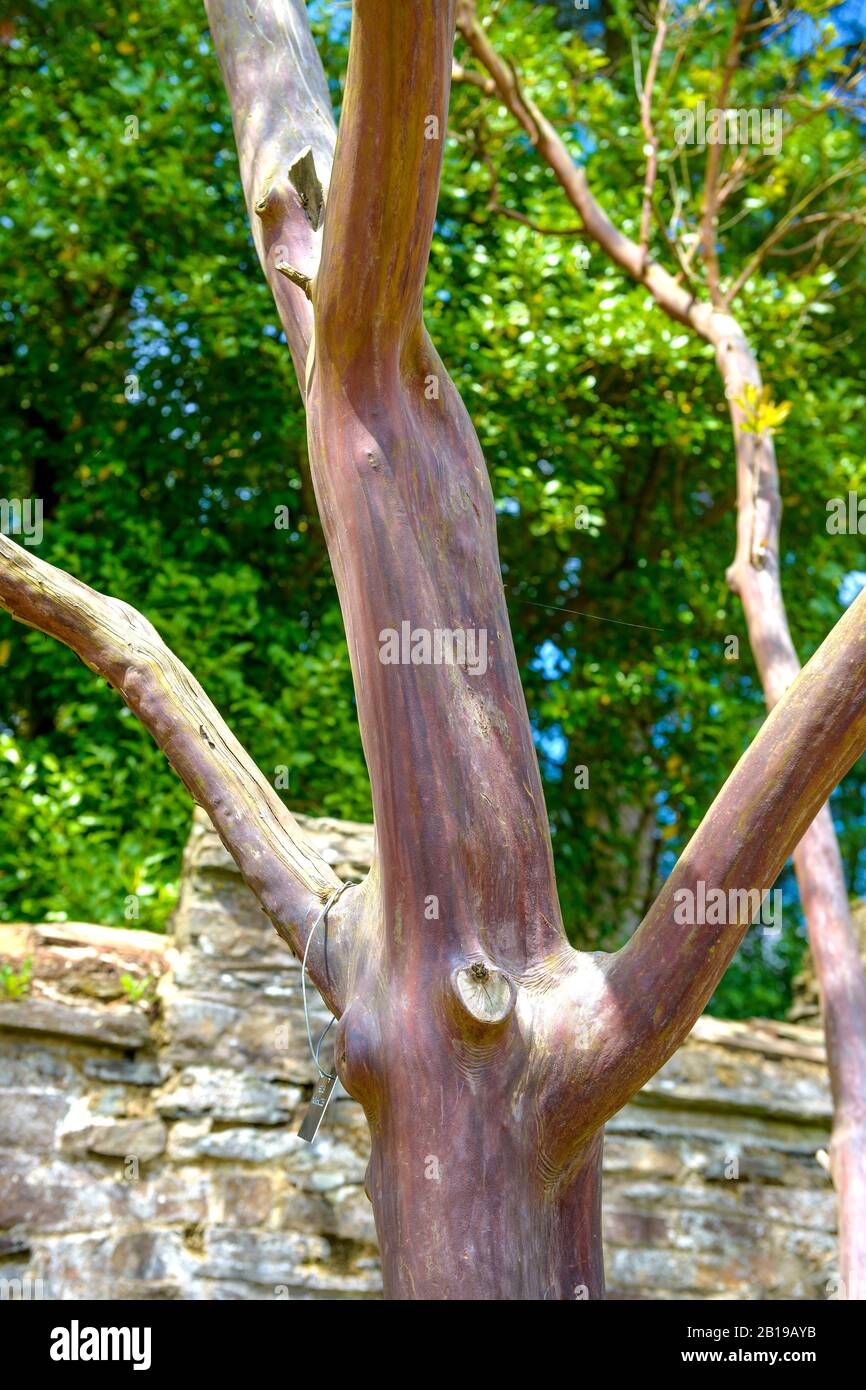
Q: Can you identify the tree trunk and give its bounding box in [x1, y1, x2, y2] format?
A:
[711, 313, 866, 1295]
[6, 0, 866, 1299]
[366, 1120, 605, 1300]
[455, 2, 866, 1297]
[305, 0, 583, 1297]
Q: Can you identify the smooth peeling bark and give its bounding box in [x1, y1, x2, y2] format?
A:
[308, 0, 564, 966]
[205, 0, 336, 386]
[305, 0, 581, 1297]
[456, 0, 866, 1296]
[542, 578, 866, 1138]
[198, 0, 866, 1299]
[1, 0, 866, 1300]
[712, 315, 866, 1294]
[340, 559, 866, 1297]
[205, 0, 600, 1299]
[210, 0, 866, 1299]
[7, 521, 866, 1300]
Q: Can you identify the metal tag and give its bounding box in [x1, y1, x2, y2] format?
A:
[297, 1073, 337, 1143]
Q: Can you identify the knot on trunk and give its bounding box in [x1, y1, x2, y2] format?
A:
[254, 179, 291, 227]
[452, 959, 516, 1026]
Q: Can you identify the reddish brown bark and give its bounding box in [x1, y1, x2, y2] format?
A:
[306, 1, 571, 1295]
[4, 0, 866, 1300]
[205, 0, 334, 385]
[717, 318, 866, 1292]
[456, 0, 866, 1299]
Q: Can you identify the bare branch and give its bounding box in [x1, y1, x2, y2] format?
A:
[651, 198, 700, 295]
[455, 0, 712, 337]
[204, 0, 336, 394]
[475, 129, 584, 238]
[494, 207, 584, 237]
[275, 260, 314, 298]
[638, 0, 669, 264]
[727, 159, 866, 303]
[314, 0, 454, 369]
[0, 533, 354, 1010]
[546, 580, 866, 1135]
[699, 0, 753, 305]
[452, 60, 495, 95]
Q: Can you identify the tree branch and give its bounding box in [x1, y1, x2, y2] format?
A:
[543, 581, 866, 1141]
[699, 0, 753, 305]
[302, 0, 565, 967]
[456, 11, 866, 1264]
[204, 0, 336, 393]
[314, 0, 454, 372]
[455, 0, 713, 338]
[474, 126, 584, 238]
[638, 0, 669, 264]
[452, 60, 495, 95]
[726, 161, 866, 304]
[0, 533, 356, 1011]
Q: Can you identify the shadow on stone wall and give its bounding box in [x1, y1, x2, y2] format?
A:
[0, 810, 840, 1300]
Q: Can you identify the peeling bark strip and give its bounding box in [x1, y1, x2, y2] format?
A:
[205, 0, 335, 389]
[3, 0, 866, 1299]
[455, 0, 866, 1299]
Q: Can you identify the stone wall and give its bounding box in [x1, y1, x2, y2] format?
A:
[0, 810, 839, 1300]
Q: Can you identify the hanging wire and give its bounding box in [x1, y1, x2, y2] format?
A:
[301, 879, 356, 1081]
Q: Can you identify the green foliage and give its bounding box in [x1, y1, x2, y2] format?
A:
[0, 2, 369, 932]
[120, 972, 154, 1004]
[0, 729, 186, 929]
[1, 1, 865, 1020]
[734, 384, 794, 436]
[0, 956, 33, 1000]
[442, 0, 866, 1012]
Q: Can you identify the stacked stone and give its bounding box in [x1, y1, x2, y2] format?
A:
[0, 811, 379, 1300]
[0, 809, 840, 1299]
